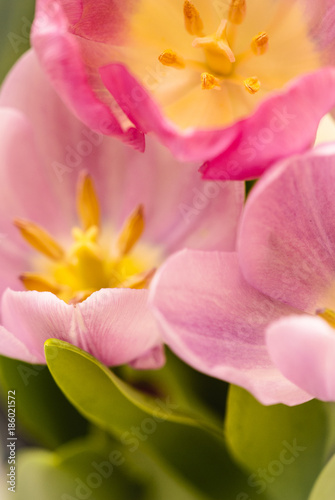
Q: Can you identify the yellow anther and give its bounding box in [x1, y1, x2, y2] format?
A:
[201, 73, 221, 90]
[77, 172, 100, 231]
[183, 1, 204, 36]
[251, 32, 269, 56]
[244, 76, 261, 94]
[228, 0, 246, 25]
[317, 308, 335, 329]
[158, 50, 185, 69]
[20, 273, 63, 294]
[14, 218, 64, 261]
[118, 268, 156, 289]
[117, 204, 145, 256]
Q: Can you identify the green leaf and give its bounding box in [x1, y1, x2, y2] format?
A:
[0, 0, 35, 83]
[225, 385, 329, 500]
[308, 454, 335, 500]
[0, 355, 88, 448]
[44, 339, 220, 436]
[45, 340, 260, 500]
[2, 437, 146, 500]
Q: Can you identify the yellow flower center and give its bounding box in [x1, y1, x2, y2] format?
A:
[125, 0, 320, 129]
[158, 0, 268, 94]
[14, 173, 160, 303]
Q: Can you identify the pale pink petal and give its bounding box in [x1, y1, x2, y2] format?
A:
[304, 0, 335, 65]
[200, 68, 335, 180]
[0, 326, 39, 364]
[32, 0, 144, 150]
[77, 289, 163, 367]
[1, 288, 163, 368]
[0, 51, 243, 255]
[267, 315, 335, 401]
[106, 136, 244, 253]
[0, 107, 67, 294]
[1, 289, 74, 363]
[239, 143, 335, 312]
[150, 250, 311, 405]
[129, 345, 166, 370]
[0, 107, 64, 238]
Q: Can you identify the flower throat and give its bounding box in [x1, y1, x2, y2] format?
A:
[158, 0, 268, 94]
[14, 173, 155, 304]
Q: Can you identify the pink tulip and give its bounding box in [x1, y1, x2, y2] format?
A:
[32, 0, 335, 179]
[151, 143, 335, 404]
[0, 50, 244, 368]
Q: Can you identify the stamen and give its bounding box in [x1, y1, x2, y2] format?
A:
[317, 308, 335, 329]
[117, 204, 145, 256]
[159, 50, 185, 69]
[251, 32, 269, 56]
[183, 1, 204, 36]
[244, 76, 261, 94]
[201, 73, 221, 90]
[77, 172, 101, 231]
[228, 0, 246, 25]
[118, 268, 156, 289]
[14, 218, 64, 261]
[20, 273, 63, 294]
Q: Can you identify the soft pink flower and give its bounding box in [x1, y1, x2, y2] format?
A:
[32, 0, 335, 180]
[150, 143, 335, 404]
[0, 50, 244, 368]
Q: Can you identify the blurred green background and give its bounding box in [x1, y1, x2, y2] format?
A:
[0, 0, 35, 83]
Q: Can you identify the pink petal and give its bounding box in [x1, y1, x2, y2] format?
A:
[200, 68, 335, 180]
[239, 143, 335, 312]
[99, 63, 239, 162]
[304, 0, 335, 65]
[1, 288, 163, 368]
[76, 289, 162, 367]
[129, 345, 166, 370]
[267, 315, 335, 401]
[0, 325, 39, 364]
[0, 51, 243, 256]
[0, 107, 63, 238]
[32, 0, 144, 150]
[101, 64, 335, 177]
[1, 289, 73, 362]
[150, 250, 311, 406]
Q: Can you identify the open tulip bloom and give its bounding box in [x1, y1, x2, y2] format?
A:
[0, 50, 244, 368]
[151, 142, 335, 405]
[32, 0, 335, 179]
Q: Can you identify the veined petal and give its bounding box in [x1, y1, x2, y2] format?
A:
[267, 315, 335, 401]
[76, 288, 162, 367]
[0, 288, 163, 368]
[238, 143, 335, 311]
[1, 289, 74, 362]
[150, 250, 310, 406]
